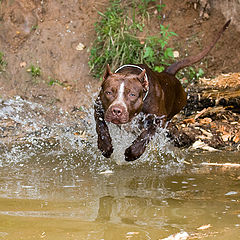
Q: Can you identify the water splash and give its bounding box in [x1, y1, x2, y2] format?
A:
[0, 95, 185, 172]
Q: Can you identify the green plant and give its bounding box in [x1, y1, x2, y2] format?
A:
[31, 25, 38, 31]
[137, 0, 155, 17]
[177, 67, 204, 84]
[48, 77, 65, 87]
[88, 0, 177, 79]
[143, 25, 176, 71]
[27, 64, 41, 78]
[0, 52, 7, 72]
[156, 3, 166, 13]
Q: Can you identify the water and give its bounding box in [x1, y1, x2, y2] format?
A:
[0, 97, 240, 239]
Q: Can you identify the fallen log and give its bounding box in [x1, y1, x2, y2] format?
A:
[185, 86, 240, 116]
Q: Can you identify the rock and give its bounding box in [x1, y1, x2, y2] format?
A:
[76, 42, 85, 51]
[173, 51, 180, 58]
[161, 231, 189, 240]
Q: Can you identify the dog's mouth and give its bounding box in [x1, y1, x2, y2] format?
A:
[110, 118, 125, 125]
[105, 116, 129, 125]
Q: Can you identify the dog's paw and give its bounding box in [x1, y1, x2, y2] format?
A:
[102, 146, 113, 158]
[98, 137, 113, 158]
[124, 141, 146, 161]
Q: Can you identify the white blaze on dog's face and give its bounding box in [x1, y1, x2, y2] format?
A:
[100, 65, 147, 124]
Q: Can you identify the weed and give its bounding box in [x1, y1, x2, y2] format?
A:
[27, 64, 41, 78]
[89, 0, 177, 79]
[177, 67, 204, 84]
[0, 52, 7, 72]
[48, 77, 72, 90]
[137, 0, 154, 18]
[156, 3, 166, 13]
[143, 24, 176, 71]
[48, 77, 65, 87]
[31, 25, 38, 31]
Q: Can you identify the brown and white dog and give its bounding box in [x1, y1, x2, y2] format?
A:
[94, 20, 230, 161]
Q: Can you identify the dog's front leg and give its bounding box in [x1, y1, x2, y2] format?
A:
[125, 115, 165, 161]
[94, 97, 113, 158]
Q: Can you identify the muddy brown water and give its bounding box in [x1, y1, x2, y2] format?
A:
[0, 98, 240, 240]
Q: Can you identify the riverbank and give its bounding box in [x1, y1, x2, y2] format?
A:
[1, 72, 239, 153]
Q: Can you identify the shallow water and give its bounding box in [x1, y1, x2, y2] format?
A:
[0, 97, 240, 240]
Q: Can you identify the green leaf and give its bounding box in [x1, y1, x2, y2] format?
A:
[197, 68, 204, 78]
[154, 66, 164, 72]
[143, 46, 154, 59]
[160, 40, 167, 49]
[164, 48, 174, 58]
[169, 31, 178, 37]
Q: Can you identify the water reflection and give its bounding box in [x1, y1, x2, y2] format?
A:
[0, 98, 240, 239]
[1, 151, 240, 239]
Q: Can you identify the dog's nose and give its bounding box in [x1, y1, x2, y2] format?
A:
[112, 107, 122, 116]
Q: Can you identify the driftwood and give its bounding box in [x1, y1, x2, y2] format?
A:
[185, 86, 240, 116]
[200, 162, 240, 167]
[170, 73, 240, 151]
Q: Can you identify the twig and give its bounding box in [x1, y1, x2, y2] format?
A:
[194, 107, 210, 120]
[201, 162, 240, 167]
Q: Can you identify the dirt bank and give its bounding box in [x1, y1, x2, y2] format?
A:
[0, 0, 240, 110]
[0, 0, 108, 109]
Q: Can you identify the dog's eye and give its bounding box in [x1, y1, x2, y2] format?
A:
[105, 91, 112, 95]
[129, 93, 136, 97]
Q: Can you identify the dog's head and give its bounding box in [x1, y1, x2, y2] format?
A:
[99, 65, 148, 125]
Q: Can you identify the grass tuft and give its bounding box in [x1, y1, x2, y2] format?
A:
[0, 52, 7, 72]
[27, 65, 41, 78]
[88, 0, 177, 79]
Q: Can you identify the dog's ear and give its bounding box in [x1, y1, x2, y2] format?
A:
[137, 69, 148, 91]
[103, 64, 113, 81]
